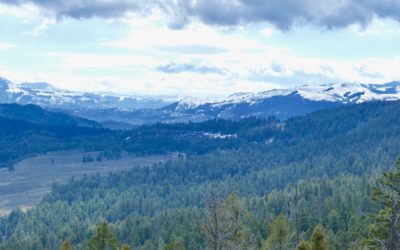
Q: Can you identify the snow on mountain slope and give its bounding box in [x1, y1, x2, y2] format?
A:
[2, 76, 400, 125]
[0, 77, 173, 110]
[175, 82, 400, 110]
[145, 81, 400, 123]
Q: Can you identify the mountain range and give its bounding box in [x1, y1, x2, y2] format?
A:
[0, 77, 171, 111]
[1, 76, 400, 125]
[65, 81, 400, 124]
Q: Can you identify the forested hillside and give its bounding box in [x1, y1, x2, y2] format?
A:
[1, 101, 400, 249]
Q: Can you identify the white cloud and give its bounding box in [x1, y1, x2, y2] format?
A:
[49, 52, 159, 70]
[261, 28, 275, 37]
[103, 19, 266, 53]
[24, 17, 56, 36]
[352, 18, 400, 37]
[2, 53, 400, 98]
[0, 2, 40, 20]
[0, 42, 16, 50]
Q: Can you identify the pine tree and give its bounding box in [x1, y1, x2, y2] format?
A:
[296, 226, 328, 250]
[367, 157, 400, 250]
[264, 214, 291, 250]
[86, 222, 119, 250]
[164, 240, 186, 250]
[121, 244, 131, 250]
[296, 241, 311, 250]
[310, 225, 328, 250]
[203, 189, 226, 250]
[203, 191, 252, 250]
[225, 192, 250, 249]
[60, 240, 73, 250]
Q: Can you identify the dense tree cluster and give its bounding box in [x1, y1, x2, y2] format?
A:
[1, 101, 400, 249]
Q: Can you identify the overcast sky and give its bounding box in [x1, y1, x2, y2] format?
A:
[1, 0, 400, 98]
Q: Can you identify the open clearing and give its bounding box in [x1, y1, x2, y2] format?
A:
[0, 151, 173, 215]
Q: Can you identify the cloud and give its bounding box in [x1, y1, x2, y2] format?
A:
[2, 0, 400, 30]
[103, 21, 265, 53]
[156, 62, 224, 74]
[155, 45, 227, 54]
[0, 42, 16, 50]
[24, 17, 55, 36]
[0, 0, 152, 19]
[48, 52, 159, 70]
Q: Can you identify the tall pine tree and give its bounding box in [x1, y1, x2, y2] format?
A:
[86, 222, 119, 250]
[367, 158, 400, 250]
[264, 214, 291, 250]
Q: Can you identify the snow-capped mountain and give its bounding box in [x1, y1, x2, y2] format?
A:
[2, 76, 400, 125]
[179, 81, 400, 109]
[136, 81, 400, 123]
[0, 77, 173, 110]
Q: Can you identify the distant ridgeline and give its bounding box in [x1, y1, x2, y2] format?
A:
[1, 100, 400, 169]
[1, 100, 400, 248]
[4, 76, 400, 124]
[0, 103, 281, 168]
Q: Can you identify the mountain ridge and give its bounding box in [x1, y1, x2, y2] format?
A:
[2, 76, 400, 124]
[0, 77, 173, 110]
[0, 103, 101, 128]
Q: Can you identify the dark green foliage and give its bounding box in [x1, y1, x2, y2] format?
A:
[164, 240, 185, 250]
[366, 158, 400, 250]
[310, 226, 328, 250]
[0, 103, 100, 128]
[202, 191, 252, 250]
[120, 244, 131, 250]
[263, 214, 291, 250]
[296, 226, 329, 250]
[297, 241, 312, 250]
[87, 222, 119, 250]
[60, 240, 73, 250]
[2, 101, 400, 249]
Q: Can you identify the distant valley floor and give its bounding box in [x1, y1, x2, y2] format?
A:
[0, 151, 173, 215]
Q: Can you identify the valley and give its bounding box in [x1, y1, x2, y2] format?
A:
[1, 99, 400, 249]
[0, 151, 173, 215]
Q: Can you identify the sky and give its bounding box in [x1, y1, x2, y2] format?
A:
[0, 0, 400, 98]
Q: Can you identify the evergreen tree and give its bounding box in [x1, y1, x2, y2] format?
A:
[296, 241, 311, 250]
[60, 240, 73, 250]
[310, 226, 328, 250]
[87, 222, 119, 250]
[296, 226, 328, 250]
[203, 189, 226, 250]
[225, 192, 251, 249]
[264, 214, 291, 250]
[164, 240, 186, 250]
[203, 191, 252, 250]
[367, 158, 400, 250]
[203, 189, 225, 250]
[121, 244, 131, 250]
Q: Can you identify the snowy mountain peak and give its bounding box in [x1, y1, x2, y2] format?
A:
[0, 77, 173, 110]
[163, 82, 400, 120]
[223, 82, 400, 106]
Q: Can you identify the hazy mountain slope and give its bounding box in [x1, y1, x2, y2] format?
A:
[0, 103, 100, 128]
